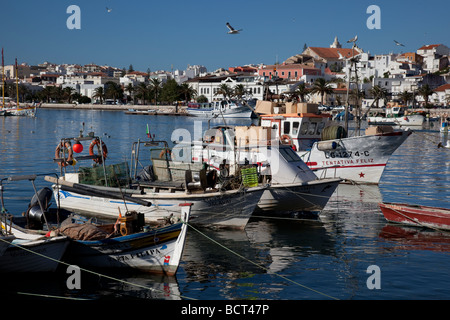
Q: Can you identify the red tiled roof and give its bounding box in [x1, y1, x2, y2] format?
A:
[308, 47, 359, 59]
[434, 84, 450, 92]
[418, 44, 441, 50]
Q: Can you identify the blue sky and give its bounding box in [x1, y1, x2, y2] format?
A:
[1, 0, 449, 72]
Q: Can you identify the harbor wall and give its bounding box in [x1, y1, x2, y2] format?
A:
[40, 103, 188, 113]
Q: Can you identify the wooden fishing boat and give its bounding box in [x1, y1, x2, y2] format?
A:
[48, 133, 266, 229]
[60, 204, 191, 275]
[1, 174, 191, 274]
[379, 202, 450, 231]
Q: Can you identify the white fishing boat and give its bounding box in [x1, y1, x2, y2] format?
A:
[47, 134, 266, 229]
[8, 204, 191, 275]
[187, 100, 253, 118]
[0, 175, 70, 272]
[367, 106, 425, 127]
[258, 103, 411, 184]
[191, 126, 341, 214]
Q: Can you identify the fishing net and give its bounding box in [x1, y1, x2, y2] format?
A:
[78, 162, 130, 187]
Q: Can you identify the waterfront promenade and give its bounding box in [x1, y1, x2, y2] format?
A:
[39, 103, 449, 119]
[40, 103, 189, 114]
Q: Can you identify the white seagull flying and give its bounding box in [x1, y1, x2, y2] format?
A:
[347, 35, 358, 43]
[394, 40, 405, 47]
[226, 22, 242, 34]
[106, 7, 112, 13]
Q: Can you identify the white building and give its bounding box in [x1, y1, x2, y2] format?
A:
[431, 84, 450, 106]
[417, 44, 450, 73]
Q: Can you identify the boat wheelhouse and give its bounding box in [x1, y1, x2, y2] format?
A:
[259, 105, 411, 184]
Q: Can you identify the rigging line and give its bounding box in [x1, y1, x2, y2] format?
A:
[0, 236, 197, 301]
[17, 291, 91, 300]
[186, 222, 340, 300]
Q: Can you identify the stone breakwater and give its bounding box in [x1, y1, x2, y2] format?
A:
[40, 103, 188, 113]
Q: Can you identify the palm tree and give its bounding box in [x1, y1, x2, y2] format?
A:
[39, 86, 54, 103]
[93, 86, 105, 104]
[135, 82, 148, 105]
[362, 85, 389, 118]
[293, 83, 310, 102]
[310, 78, 333, 105]
[63, 87, 75, 103]
[417, 84, 434, 107]
[179, 83, 197, 102]
[17, 84, 30, 103]
[398, 90, 413, 106]
[233, 84, 247, 101]
[125, 83, 135, 104]
[369, 85, 389, 108]
[149, 78, 162, 105]
[105, 81, 123, 103]
[215, 83, 233, 100]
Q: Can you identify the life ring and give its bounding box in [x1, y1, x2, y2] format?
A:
[280, 134, 293, 146]
[89, 138, 108, 164]
[159, 149, 175, 160]
[55, 141, 73, 167]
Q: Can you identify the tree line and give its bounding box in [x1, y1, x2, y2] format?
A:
[1, 78, 198, 105]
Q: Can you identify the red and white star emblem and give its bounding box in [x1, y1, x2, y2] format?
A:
[359, 172, 365, 178]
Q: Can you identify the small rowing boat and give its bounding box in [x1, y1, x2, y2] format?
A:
[379, 202, 450, 231]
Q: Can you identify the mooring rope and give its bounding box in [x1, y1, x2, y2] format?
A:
[0, 236, 197, 301]
[186, 222, 340, 300]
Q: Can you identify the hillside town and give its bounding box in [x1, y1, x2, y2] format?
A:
[1, 37, 450, 108]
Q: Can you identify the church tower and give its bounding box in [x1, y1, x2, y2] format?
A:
[330, 36, 342, 48]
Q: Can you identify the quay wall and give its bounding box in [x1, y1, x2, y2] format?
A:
[40, 103, 188, 113]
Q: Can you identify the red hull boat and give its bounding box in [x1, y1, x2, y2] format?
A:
[379, 202, 450, 231]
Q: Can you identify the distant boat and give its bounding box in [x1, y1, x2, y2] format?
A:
[187, 100, 253, 118]
[379, 202, 450, 231]
[367, 106, 424, 127]
[440, 117, 449, 133]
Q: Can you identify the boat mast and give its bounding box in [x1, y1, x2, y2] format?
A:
[1, 48, 4, 109]
[344, 38, 361, 136]
[15, 58, 19, 108]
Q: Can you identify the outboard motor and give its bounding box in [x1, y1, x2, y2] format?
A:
[26, 187, 53, 227]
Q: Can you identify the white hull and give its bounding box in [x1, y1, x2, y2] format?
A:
[66, 207, 190, 275]
[52, 185, 265, 229]
[188, 107, 253, 118]
[257, 179, 341, 213]
[0, 236, 69, 272]
[299, 131, 411, 184]
[368, 114, 424, 127]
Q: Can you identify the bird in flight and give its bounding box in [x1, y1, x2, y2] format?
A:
[394, 40, 405, 47]
[106, 7, 112, 13]
[347, 35, 358, 43]
[226, 22, 242, 34]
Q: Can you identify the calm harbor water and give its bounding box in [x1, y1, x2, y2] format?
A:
[0, 108, 449, 301]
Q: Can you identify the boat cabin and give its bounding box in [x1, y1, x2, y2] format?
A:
[260, 113, 331, 151]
